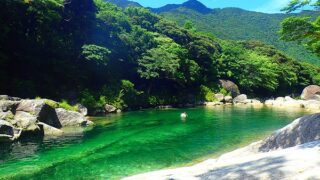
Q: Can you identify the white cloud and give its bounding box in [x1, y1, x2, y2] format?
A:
[255, 0, 291, 13]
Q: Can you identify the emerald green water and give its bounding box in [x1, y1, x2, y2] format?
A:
[0, 106, 309, 179]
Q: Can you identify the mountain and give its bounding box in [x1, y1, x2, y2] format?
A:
[104, 0, 141, 8]
[150, 0, 211, 14]
[152, 0, 319, 65]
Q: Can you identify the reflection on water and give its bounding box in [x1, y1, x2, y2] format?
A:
[0, 127, 86, 163]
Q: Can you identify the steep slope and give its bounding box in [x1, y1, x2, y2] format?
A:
[153, 1, 319, 65]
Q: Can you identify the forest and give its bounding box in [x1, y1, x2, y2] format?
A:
[0, 0, 319, 113]
[155, 1, 319, 64]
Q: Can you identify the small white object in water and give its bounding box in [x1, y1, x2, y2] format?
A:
[180, 112, 187, 118]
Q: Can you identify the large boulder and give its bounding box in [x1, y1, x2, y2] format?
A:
[0, 120, 21, 142]
[105, 104, 117, 113]
[13, 111, 41, 134]
[218, 79, 240, 98]
[16, 99, 61, 128]
[55, 108, 92, 127]
[259, 113, 320, 152]
[301, 85, 320, 100]
[233, 94, 247, 104]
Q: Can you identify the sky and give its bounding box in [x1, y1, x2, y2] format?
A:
[130, 0, 294, 13]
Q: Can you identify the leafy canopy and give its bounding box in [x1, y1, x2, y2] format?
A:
[280, 0, 320, 56]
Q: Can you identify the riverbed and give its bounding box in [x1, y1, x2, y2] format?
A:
[0, 106, 309, 179]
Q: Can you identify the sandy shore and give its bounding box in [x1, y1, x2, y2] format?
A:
[124, 141, 320, 180]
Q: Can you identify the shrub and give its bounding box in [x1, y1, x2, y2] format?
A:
[200, 85, 217, 102]
[45, 99, 59, 109]
[59, 100, 78, 112]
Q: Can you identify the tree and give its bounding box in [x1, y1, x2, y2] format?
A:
[184, 20, 196, 32]
[82, 44, 111, 65]
[280, 0, 320, 56]
[137, 36, 183, 80]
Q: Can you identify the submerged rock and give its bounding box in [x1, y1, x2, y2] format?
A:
[259, 113, 320, 152]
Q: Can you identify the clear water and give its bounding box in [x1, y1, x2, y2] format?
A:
[0, 106, 309, 179]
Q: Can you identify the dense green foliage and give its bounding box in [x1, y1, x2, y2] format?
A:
[156, 2, 319, 64]
[0, 0, 319, 112]
[280, 0, 320, 56]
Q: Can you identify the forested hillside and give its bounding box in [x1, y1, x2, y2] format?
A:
[153, 0, 319, 65]
[103, 0, 141, 8]
[0, 0, 319, 112]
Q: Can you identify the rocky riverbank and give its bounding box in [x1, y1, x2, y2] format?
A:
[124, 113, 320, 180]
[0, 95, 93, 142]
[203, 85, 320, 112]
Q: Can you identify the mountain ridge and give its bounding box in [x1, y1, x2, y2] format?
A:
[150, 0, 211, 14]
[104, 0, 141, 8]
[154, 1, 319, 64]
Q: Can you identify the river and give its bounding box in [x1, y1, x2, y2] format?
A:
[0, 106, 309, 179]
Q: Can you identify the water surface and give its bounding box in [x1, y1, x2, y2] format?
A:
[0, 106, 309, 179]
